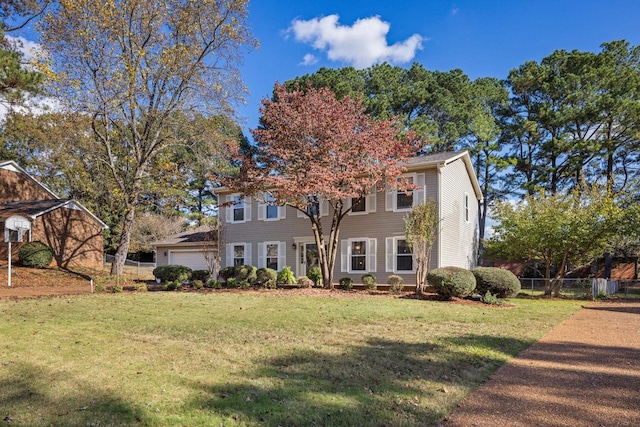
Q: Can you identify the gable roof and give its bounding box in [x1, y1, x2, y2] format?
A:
[0, 160, 58, 199]
[152, 226, 218, 247]
[0, 199, 109, 229]
[0, 161, 108, 229]
[403, 151, 483, 200]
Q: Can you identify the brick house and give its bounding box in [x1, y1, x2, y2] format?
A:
[0, 161, 107, 267]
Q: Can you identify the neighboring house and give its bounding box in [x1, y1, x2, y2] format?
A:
[216, 151, 482, 285]
[0, 161, 107, 267]
[153, 226, 218, 272]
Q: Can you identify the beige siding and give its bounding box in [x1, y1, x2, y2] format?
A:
[439, 158, 479, 269]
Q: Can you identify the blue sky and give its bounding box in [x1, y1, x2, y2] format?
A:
[7, 0, 640, 139]
[238, 0, 640, 137]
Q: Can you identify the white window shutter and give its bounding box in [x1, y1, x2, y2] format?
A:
[415, 173, 425, 206]
[341, 240, 348, 272]
[278, 242, 286, 271]
[368, 238, 377, 272]
[320, 198, 329, 217]
[244, 197, 252, 222]
[385, 237, 394, 272]
[367, 190, 377, 213]
[244, 243, 252, 266]
[385, 184, 394, 211]
[258, 193, 265, 221]
[225, 195, 232, 222]
[279, 205, 286, 219]
[226, 244, 233, 267]
[257, 243, 266, 268]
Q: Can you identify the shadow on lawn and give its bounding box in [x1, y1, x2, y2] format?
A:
[187, 334, 531, 426]
[0, 362, 147, 426]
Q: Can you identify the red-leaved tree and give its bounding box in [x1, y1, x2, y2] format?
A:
[235, 84, 420, 288]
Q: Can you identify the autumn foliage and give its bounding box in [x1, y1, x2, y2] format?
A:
[235, 84, 420, 288]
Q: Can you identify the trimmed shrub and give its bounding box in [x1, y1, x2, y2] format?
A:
[307, 266, 322, 287]
[163, 280, 181, 291]
[388, 275, 404, 293]
[134, 283, 148, 292]
[471, 267, 521, 298]
[361, 274, 377, 290]
[153, 265, 192, 283]
[205, 278, 222, 289]
[238, 279, 251, 289]
[192, 270, 210, 282]
[218, 266, 235, 281]
[297, 276, 312, 288]
[428, 267, 476, 299]
[482, 291, 502, 305]
[256, 268, 277, 289]
[94, 282, 106, 293]
[18, 241, 53, 268]
[277, 266, 296, 285]
[193, 279, 204, 290]
[234, 265, 257, 282]
[225, 277, 238, 288]
[339, 277, 353, 291]
[111, 284, 123, 293]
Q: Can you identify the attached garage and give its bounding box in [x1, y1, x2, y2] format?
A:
[168, 250, 209, 271]
[152, 226, 218, 273]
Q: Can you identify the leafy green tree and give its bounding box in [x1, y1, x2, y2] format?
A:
[39, 0, 255, 275]
[404, 199, 440, 294]
[488, 186, 632, 296]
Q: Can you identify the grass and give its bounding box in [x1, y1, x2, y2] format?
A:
[0, 292, 582, 426]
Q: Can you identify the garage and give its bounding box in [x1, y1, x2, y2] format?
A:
[168, 250, 210, 271]
[152, 226, 218, 272]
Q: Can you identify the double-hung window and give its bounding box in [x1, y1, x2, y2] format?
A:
[396, 176, 414, 210]
[340, 238, 377, 273]
[227, 193, 251, 224]
[386, 173, 424, 212]
[226, 243, 251, 267]
[258, 241, 286, 271]
[385, 236, 415, 273]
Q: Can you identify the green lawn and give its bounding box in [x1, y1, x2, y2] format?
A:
[0, 291, 582, 426]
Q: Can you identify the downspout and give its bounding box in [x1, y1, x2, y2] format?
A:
[436, 162, 443, 269]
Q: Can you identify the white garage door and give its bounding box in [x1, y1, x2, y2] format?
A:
[169, 251, 209, 271]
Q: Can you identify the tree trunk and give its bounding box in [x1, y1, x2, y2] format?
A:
[110, 202, 136, 276]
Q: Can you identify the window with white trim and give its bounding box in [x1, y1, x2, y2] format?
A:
[464, 193, 470, 223]
[226, 193, 251, 224]
[396, 239, 413, 271]
[396, 176, 414, 210]
[226, 243, 251, 267]
[351, 197, 366, 213]
[258, 241, 286, 271]
[258, 193, 286, 221]
[385, 236, 415, 273]
[386, 173, 424, 212]
[346, 190, 376, 216]
[341, 238, 377, 273]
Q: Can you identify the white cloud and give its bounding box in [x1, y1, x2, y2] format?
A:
[289, 14, 423, 69]
[451, 7, 460, 16]
[5, 35, 41, 63]
[301, 53, 318, 66]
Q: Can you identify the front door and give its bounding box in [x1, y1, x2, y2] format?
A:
[300, 243, 319, 277]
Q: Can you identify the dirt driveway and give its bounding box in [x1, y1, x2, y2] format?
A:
[441, 301, 640, 427]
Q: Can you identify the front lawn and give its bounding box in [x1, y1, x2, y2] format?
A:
[0, 291, 581, 426]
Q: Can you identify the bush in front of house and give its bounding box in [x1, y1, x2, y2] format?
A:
[297, 276, 312, 288]
[471, 266, 521, 298]
[256, 268, 277, 289]
[153, 265, 192, 283]
[361, 274, 377, 290]
[428, 266, 476, 299]
[218, 266, 235, 281]
[192, 270, 210, 282]
[18, 241, 53, 268]
[307, 266, 322, 287]
[339, 277, 353, 291]
[387, 275, 404, 293]
[163, 280, 182, 291]
[234, 265, 257, 282]
[277, 266, 296, 285]
[205, 278, 222, 289]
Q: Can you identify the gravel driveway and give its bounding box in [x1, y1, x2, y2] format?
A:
[441, 301, 640, 427]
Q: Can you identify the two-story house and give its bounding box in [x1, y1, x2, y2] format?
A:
[216, 151, 482, 285]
